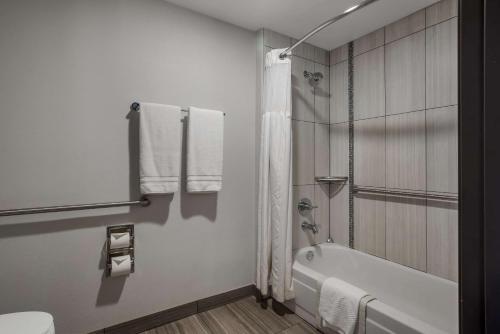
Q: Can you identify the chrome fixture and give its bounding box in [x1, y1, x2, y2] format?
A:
[297, 198, 318, 214]
[0, 197, 150, 217]
[315, 176, 348, 184]
[106, 224, 135, 276]
[131, 102, 226, 116]
[301, 221, 319, 234]
[304, 71, 324, 83]
[327, 237, 334, 243]
[279, 0, 381, 59]
[353, 186, 459, 202]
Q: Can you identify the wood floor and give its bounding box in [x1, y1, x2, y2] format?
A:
[140, 296, 320, 334]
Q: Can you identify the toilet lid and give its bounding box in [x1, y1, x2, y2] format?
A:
[0, 312, 54, 334]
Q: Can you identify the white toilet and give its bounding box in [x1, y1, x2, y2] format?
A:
[0, 312, 54, 334]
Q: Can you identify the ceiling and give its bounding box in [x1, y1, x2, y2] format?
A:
[165, 0, 439, 50]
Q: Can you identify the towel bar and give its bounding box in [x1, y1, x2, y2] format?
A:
[131, 102, 226, 116]
[0, 197, 151, 217]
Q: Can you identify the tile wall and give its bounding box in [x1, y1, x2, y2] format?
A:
[329, 0, 458, 281]
[258, 29, 332, 251]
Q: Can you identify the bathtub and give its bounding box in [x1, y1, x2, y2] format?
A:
[287, 243, 458, 334]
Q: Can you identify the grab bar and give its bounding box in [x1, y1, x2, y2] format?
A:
[0, 197, 151, 217]
[353, 186, 458, 202]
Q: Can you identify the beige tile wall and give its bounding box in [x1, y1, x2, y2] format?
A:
[354, 194, 386, 257]
[386, 111, 426, 191]
[329, 0, 458, 281]
[353, 46, 385, 120]
[261, 29, 331, 251]
[385, 31, 425, 115]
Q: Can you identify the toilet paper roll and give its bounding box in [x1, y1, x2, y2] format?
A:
[110, 255, 132, 277]
[109, 232, 130, 249]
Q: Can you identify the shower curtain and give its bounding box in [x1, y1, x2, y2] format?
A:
[257, 49, 294, 303]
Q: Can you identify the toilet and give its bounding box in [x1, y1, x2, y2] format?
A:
[0, 312, 54, 334]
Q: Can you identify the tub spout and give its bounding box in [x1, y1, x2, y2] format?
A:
[301, 221, 319, 234]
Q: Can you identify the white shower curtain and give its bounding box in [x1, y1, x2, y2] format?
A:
[257, 49, 294, 303]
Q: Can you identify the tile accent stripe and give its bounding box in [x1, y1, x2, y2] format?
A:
[348, 41, 354, 249]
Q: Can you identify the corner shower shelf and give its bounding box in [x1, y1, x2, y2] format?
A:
[315, 176, 348, 183]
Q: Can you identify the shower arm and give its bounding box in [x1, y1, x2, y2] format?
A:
[279, 0, 381, 60]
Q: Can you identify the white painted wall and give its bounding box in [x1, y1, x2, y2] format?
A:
[0, 0, 257, 333]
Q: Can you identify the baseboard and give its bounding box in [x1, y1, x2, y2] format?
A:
[197, 284, 257, 313]
[94, 284, 257, 334]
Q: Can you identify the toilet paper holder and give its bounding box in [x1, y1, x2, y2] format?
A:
[106, 224, 135, 276]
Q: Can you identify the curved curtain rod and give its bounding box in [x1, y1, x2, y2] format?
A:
[279, 0, 381, 59]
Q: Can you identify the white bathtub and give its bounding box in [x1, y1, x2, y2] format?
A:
[287, 243, 458, 334]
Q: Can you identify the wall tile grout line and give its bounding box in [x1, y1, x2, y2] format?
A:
[330, 121, 350, 126]
[348, 12, 457, 62]
[385, 27, 427, 47]
[345, 103, 458, 123]
[384, 25, 388, 260]
[352, 44, 385, 61]
[384, 14, 457, 47]
[291, 118, 324, 125]
[424, 10, 429, 272]
[330, 56, 348, 66]
[348, 41, 354, 249]
[313, 60, 317, 237]
[329, 53, 332, 240]
[426, 103, 459, 111]
[424, 14, 458, 30]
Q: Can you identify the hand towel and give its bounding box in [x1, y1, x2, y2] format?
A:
[187, 107, 224, 192]
[139, 103, 181, 194]
[319, 277, 369, 334]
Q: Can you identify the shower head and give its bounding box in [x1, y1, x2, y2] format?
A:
[303, 71, 324, 83]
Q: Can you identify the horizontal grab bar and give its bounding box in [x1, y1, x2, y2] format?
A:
[353, 186, 458, 202]
[0, 197, 151, 217]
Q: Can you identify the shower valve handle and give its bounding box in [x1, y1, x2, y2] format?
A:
[297, 198, 318, 213]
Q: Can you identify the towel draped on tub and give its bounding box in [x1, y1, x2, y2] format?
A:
[319, 277, 374, 334]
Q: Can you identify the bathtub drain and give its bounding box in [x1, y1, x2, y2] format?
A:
[306, 251, 314, 261]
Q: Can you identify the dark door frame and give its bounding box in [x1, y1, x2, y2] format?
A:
[460, 0, 500, 333]
[482, 0, 500, 332]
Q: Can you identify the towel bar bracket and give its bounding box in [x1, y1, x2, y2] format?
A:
[139, 196, 151, 207]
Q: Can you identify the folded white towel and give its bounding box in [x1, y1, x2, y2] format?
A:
[186, 107, 224, 193]
[139, 103, 182, 194]
[319, 277, 369, 334]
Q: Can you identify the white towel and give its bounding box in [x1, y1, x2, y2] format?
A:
[319, 277, 369, 334]
[186, 107, 224, 193]
[139, 103, 181, 194]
